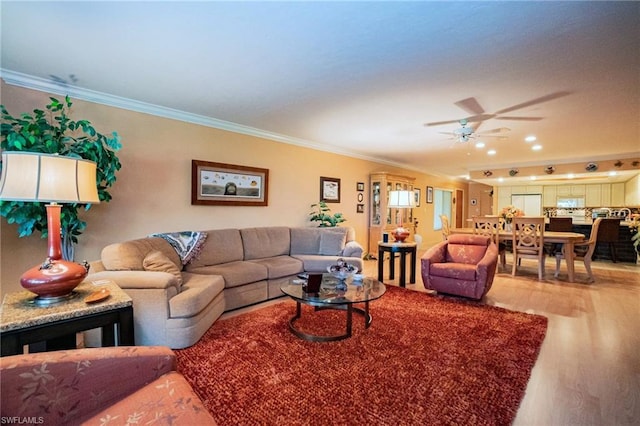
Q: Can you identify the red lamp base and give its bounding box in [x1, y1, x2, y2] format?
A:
[392, 227, 410, 242]
[20, 258, 89, 305]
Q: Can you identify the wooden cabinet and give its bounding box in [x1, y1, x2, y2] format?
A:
[557, 185, 585, 196]
[543, 186, 557, 207]
[611, 183, 625, 206]
[601, 184, 612, 206]
[369, 172, 416, 254]
[585, 184, 602, 207]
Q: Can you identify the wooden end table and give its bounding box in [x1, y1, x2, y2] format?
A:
[1, 280, 134, 356]
[378, 241, 417, 287]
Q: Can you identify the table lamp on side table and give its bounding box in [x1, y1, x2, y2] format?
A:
[388, 190, 416, 242]
[0, 152, 100, 305]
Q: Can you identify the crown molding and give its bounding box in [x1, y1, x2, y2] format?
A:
[1, 69, 421, 174]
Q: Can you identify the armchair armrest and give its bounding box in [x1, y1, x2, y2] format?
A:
[0, 346, 175, 422]
[475, 243, 499, 287]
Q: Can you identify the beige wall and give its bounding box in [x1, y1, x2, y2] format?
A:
[0, 83, 468, 294]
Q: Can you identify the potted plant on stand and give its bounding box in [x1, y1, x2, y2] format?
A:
[1, 96, 122, 260]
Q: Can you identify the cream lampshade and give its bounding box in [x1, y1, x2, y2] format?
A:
[388, 190, 416, 242]
[0, 151, 100, 304]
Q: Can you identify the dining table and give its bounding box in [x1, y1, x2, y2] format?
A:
[450, 228, 587, 282]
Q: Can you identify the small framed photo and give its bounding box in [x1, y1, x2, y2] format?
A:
[320, 176, 341, 203]
[356, 182, 365, 192]
[357, 204, 365, 213]
[427, 186, 434, 204]
[414, 188, 421, 207]
[357, 193, 364, 202]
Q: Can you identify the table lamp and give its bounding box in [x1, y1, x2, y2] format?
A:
[0, 151, 100, 304]
[388, 190, 415, 242]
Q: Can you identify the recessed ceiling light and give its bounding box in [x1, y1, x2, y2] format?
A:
[530, 176, 537, 180]
[532, 144, 542, 151]
[475, 142, 485, 148]
[498, 177, 504, 182]
[608, 171, 617, 176]
[487, 149, 496, 155]
[567, 173, 575, 179]
[525, 135, 537, 142]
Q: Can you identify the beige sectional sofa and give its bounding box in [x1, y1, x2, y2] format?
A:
[87, 226, 363, 349]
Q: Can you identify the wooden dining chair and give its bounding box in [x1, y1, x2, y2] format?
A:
[511, 216, 546, 280]
[555, 217, 602, 283]
[439, 215, 451, 241]
[545, 217, 574, 255]
[473, 216, 507, 269]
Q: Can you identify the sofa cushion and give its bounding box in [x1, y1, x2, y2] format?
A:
[143, 250, 183, 286]
[170, 273, 225, 318]
[102, 237, 181, 271]
[319, 230, 347, 255]
[248, 255, 304, 279]
[290, 228, 322, 255]
[188, 261, 267, 288]
[241, 227, 290, 260]
[186, 229, 243, 269]
[430, 262, 478, 281]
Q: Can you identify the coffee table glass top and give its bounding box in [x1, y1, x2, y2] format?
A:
[280, 274, 386, 305]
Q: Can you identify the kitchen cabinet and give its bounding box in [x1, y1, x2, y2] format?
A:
[543, 186, 557, 207]
[611, 183, 625, 206]
[624, 174, 640, 206]
[601, 184, 612, 206]
[557, 184, 585, 196]
[369, 172, 416, 254]
[585, 184, 602, 207]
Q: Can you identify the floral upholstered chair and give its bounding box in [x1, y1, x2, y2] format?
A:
[0, 346, 216, 425]
[421, 234, 499, 300]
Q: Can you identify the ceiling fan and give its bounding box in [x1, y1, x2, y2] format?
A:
[425, 91, 571, 133]
[440, 119, 510, 143]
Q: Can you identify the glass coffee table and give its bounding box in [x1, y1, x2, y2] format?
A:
[280, 274, 386, 342]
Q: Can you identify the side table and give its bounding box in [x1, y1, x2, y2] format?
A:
[0, 281, 134, 356]
[378, 241, 417, 288]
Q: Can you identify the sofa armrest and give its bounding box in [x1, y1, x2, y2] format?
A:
[86, 270, 180, 291]
[342, 240, 364, 258]
[0, 346, 175, 422]
[475, 243, 499, 285]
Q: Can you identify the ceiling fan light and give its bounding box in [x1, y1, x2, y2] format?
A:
[525, 135, 537, 142]
[475, 141, 485, 148]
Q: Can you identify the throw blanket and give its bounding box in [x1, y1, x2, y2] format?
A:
[149, 231, 207, 265]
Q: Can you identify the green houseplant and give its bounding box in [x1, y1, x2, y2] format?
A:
[0, 96, 122, 260]
[309, 201, 346, 227]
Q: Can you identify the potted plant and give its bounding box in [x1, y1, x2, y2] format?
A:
[309, 201, 346, 227]
[0, 96, 122, 260]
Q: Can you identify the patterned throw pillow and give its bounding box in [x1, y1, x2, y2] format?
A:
[143, 250, 183, 286]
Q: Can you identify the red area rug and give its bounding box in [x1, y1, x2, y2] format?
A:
[176, 286, 547, 425]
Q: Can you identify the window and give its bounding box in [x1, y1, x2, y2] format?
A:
[433, 189, 452, 230]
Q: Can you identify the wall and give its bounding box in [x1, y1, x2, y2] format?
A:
[0, 83, 467, 294]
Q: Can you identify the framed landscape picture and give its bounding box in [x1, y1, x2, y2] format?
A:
[192, 160, 269, 206]
[427, 186, 434, 204]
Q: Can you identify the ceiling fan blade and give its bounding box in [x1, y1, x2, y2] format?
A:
[494, 91, 571, 114]
[477, 127, 510, 135]
[495, 116, 543, 121]
[425, 119, 462, 127]
[455, 97, 485, 115]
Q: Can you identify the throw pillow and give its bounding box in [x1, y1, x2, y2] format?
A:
[319, 230, 347, 256]
[143, 250, 183, 286]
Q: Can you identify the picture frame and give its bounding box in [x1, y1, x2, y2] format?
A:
[357, 204, 365, 213]
[191, 160, 269, 206]
[356, 182, 365, 192]
[414, 188, 421, 207]
[427, 186, 434, 204]
[320, 176, 341, 203]
[357, 193, 364, 203]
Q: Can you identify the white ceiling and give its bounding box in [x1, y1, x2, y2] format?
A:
[1, 1, 639, 185]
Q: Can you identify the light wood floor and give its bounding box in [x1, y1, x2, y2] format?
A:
[225, 252, 640, 425]
[365, 251, 640, 426]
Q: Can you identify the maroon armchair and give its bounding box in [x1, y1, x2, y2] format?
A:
[421, 234, 499, 300]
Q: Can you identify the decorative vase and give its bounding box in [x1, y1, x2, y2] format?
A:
[391, 227, 410, 242]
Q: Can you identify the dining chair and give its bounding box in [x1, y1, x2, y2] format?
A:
[473, 216, 507, 269]
[511, 216, 545, 280]
[439, 215, 451, 241]
[554, 217, 602, 283]
[545, 217, 574, 256]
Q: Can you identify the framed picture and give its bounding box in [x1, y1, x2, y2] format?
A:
[357, 193, 364, 202]
[320, 176, 341, 203]
[414, 188, 421, 207]
[357, 204, 365, 213]
[356, 182, 365, 192]
[427, 186, 434, 204]
[191, 160, 269, 206]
